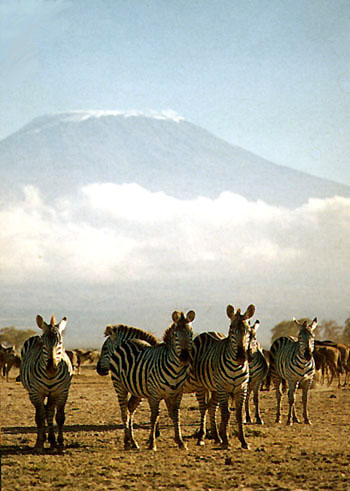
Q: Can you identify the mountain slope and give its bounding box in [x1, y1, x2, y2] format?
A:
[1, 111, 349, 206]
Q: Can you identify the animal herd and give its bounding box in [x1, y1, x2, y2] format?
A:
[2, 305, 350, 453]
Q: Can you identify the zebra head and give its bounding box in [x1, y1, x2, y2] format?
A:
[226, 304, 255, 365]
[248, 320, 260, 360]
[96, 325, 115, 376]
[36, 314, 67, 376]
[293, 317, 318, 361]
[168, 310, 195, 364]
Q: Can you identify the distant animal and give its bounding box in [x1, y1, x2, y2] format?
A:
[314, 345, 342, 387]
[3, 352, 21, 381]
[20, 314, 73, 451]
[184, 304, 255, 449]
[98, 311, 194, 450]
[0, 344, 16, 378]
[269, 317, 317, 426]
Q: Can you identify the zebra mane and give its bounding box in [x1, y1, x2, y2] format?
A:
[104, 324, 158, 346]
[163, 324, 175, 344]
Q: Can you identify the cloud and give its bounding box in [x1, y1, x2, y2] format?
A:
[1, 183, 349, 346]
[2, 183, 350, 282]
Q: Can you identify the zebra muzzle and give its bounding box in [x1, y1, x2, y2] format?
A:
[96, 362, 109, 376]
[236, 346, 248, 365]
[179, 349, 191, 364]
[46, 358, 58, 375]
[304, 349, 312, 361]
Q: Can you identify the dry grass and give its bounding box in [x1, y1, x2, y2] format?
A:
[1, 366, 349, 490]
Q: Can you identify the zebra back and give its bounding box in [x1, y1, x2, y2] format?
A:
[97, 324, 159, 375]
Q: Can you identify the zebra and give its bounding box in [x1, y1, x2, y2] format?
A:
[269, 317, 317, 426]
[96, 323, 159, 376]
[244, 320, 269, 425]
[20, 314, 73, 451]
[184, 304, 255, 449]
[102, 310, 195, 451]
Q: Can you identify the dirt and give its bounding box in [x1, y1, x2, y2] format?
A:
[1, 366, 349, 490]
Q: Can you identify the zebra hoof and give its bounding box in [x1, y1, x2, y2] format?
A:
[33, 445, 45, 454]
[220, 443, 229, 450]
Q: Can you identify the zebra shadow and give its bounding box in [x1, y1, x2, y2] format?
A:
[2, 423, 124, 435]
[0, 441, 92, 456]
[1, 423, 125, 456]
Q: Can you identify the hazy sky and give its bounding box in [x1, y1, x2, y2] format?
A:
[1, 1, 350, 348]
[1, 0, 350, 185]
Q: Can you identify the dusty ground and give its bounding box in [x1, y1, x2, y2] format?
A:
[1, 366, 349, 491]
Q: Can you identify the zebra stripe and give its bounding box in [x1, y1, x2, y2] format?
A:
[184, 304, 255, 449]
[245, 320, 269, 425]
[97, 324, 159, 376]
[269, 317, 317, 425]
[107, 310, 195, 450]
[20, 314, 73, 451]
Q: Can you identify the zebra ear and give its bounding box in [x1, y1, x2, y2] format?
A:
[310, 317, 318, 331]
[253, 320, 260, 331]
[243, 304, 255, 320]
[172, 311, 181, 323]
[104, 325, 113, 337]
[57, 317, 67, 333]
[186, 310, 195, 322]
[226, 305, 235, 319]
[293, 317, 302, 326]
[36, 315, 46, 330]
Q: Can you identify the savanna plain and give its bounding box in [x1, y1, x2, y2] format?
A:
[1, 367, 349, 491]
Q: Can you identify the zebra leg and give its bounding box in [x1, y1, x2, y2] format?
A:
[287, 381, 299, 425]
[56, 393, 69, 450]
[301, 379, 312, 425]
[29, 393, 46, 451]
[127, 395, 142, 449]
[165, 393, 187, 450]
[46, 394, 57, 449]
[244, 385, 252, 424]
[116, 387, 133, 450]
[207, 391, 220, 444]
[218, 391, 234, 449]
[147, 397, 161, 451]
[233, 385, 249, 449]
[253, 383, 264, 425]
[273, 376, 283, 423]
[194, 390, 209, 445]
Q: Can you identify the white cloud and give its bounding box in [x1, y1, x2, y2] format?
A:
[1, 184, 349, 282]
[1, 183, 349, 346]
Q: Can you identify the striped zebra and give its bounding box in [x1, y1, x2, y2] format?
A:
[96, 323, 159, 376]
[184, 304, 255, 449]
[103, 310, 195, 451]
[269, 317, 317, 426]
[20, 314, 73, 451]
[244, 320, 269, 425]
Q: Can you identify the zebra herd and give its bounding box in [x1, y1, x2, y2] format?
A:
[17, 306, 319, 452]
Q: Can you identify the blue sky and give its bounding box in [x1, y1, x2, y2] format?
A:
[1, 0, 350, 185]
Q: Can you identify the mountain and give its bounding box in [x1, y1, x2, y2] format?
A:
[1, 110, 349, 206]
